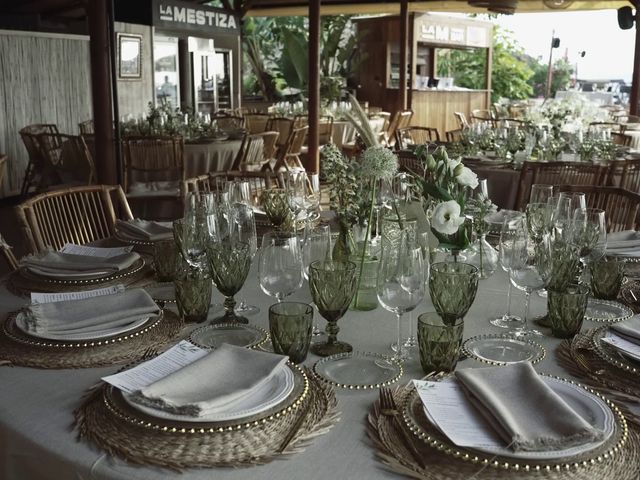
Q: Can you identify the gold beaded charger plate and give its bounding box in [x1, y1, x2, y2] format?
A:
[591, 326, 640, 376]
[313, 351, 403, 390]
[143, 282, 176, 304]
[620, 280, 640, 312]
[584, 298, 633, 323]
[0, 309, 182, 369]
[8, 257, 149, 295]
[74, 365, 340, 469]
[462, 334, 546, 366]
[367, 378, 640, 480]
[113, 229, 157, 247]
[188, 323, 269, 350]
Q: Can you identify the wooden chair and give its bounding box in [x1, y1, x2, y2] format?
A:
[382, 110, 413, 147]
[181, 171, 279, 208]
[15, 185, 134, 253]
[259, 131, 280, 171]
[395, 126, 440, 149]
[122, 136, 184, 199]
[37, 133, 97, 187]
[213, 114, 244, 131]
[611, 132, 632, 147]
[515, 161, 607, 211]
[274, 126, 309, 172]
[556, 185, 640, 232]
[19, 123, 60, 196]
[471, 109, 495, 126]
[588, 122, 620, 134]
[0, 233, 18, 272]
[243, 113, 271, 134]
[266, 117, 295, 156]
[318, 116, 334, 146]
[446, 129, 463, 143]
[78, 120, 94, 135]
[396, 150, 424, 177]
[606, 158, 640, 193]
[231, 133, 266, 171]
[453, 112, 469, 130]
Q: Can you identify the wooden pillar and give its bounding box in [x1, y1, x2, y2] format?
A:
[178, 39, 193, 112]
[485, 46, 493, 110]
[87, 0, 117, 185]
[407, 12, 414, 111]
[399, 0, 408, 111]
[306, 0, 321, 173]
[630, 6, 640, 115]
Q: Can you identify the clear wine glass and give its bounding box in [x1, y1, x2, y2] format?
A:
[508, 217, 544, 336]
[489, 211, 525, 329]
[571, 208, 607, 283]
[376, 231, 425, 361]
[181, 192, 218, 271]
[231, 203, 259, 316]
[529, 184, 554, 205]
[259, 232, 304, 302]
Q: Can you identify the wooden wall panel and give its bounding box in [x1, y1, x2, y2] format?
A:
[411, 90, 488, 138]
[0, 31, 92, 197]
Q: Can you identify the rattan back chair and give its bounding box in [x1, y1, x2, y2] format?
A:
[274, 126, 309, 172]
[556, 185, 640, 232]
[383, 110, 413, 147]
[611, 132, 632, 147]
[0, 233, 18, 272]
[396, 150, 424, 177]
[266, 117, 295, 153]
[515, 161, 607, 211]
[453, 112, 469, 130]
[37, 133, 96, 187]
[446, 129, 463, 143]
[244, 113, 271, 134]
[19, 123, 60, 196]
[395, 126, 440, 149]
[78, 119, 94, 135]
[318, 116, 334, 146]
[259, 131, 280, 171]
[606, 158, 640, 193]
[471, 109, 495, 126]
[122, 135, 184, 197]
[231, 133, 266, 171]
[15, 185, 134, 253]
[213, 114, 244, 131]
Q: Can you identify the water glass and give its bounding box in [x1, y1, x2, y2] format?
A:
[174, 260, 212, 324]
[590, 257, 625, 300]
[548, 284, 589, 339]
[153, 239, 179, 281]
[259, 232, 304, 302]
[269, 302, 313, 363]
[429, 262, 479, 325]
[417, 312, 464, 374]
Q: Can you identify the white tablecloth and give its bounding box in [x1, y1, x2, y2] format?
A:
[555, 91, 614, 106]
[0, 260, 624, 479]
[184, 140, 243, 176]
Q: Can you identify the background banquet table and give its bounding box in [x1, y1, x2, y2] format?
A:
[332, 117, 387, 149]
[0, 261, 619, 480]
[465, 162, 520, 210]
[184, 139, 243, 176]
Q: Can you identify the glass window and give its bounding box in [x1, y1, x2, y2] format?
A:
[154, 37, 180, 108]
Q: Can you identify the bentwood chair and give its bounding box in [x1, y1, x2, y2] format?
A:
[446, 129, 464, 143]
[37, 133, 97, 187]
[19, 123, 60, 196]
[611, 132, 632, 147]
[181, 171, 280, 208]
[231, 134, 266, 171]
[266, 117, 295, 156]
[78, 120, 94, 135]
[243, 113, 271, 134]
[606, 158, 640, 193]
[274, 126, 309, 172]
[396, 150, 424, 177]
[453, 112, 469, 130]
[259, 131, 280, 171]
[471, 109, 495, 126]
[515, 161, 607, 211]
[382, 110, 413, 148]
[0, 233, 18, 272]
[15, 185, 134, 253]
[556, 185, 640, 232]
[213, 114, 244, 131]
[395, 126, 440, 149]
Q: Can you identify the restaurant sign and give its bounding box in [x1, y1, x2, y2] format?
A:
[416, 15, 490, 48]
[153, 0, 240, 35]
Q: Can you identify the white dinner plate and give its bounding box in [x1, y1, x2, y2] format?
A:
[25, 266, 111, 280]
[122, 364, 295, 423]
[421, 376, 615, 461]
[14, 314, 153, 341]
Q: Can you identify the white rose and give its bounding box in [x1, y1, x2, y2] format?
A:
[431, 200, 465, 235]
[455, 166, 479, 189]
[445, 157, 461, 175]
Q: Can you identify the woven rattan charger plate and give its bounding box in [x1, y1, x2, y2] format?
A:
[0, 309, 183, 369]
[7, 257, 152, 296]
[368, 379, 640, 480]
[74, 365, 339, 470]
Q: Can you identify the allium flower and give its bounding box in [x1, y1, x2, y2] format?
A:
[432, 200, 465, 235]
[455, 166, 479, 189]
[360, 146, 398, 180]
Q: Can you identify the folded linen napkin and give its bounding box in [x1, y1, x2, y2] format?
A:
[611, 315, 640, 344]
[21, 251, 140, 278]
[606, 230, 640, 251]
[455, 363, 603, 452]
[17, 288, 159, 338]
[130, 344, 289, 417]
[116, 219, 173, 241]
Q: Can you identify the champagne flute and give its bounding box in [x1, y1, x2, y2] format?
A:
[376, 231, 425, 361]
[489, 211, 525, 329]
[259, 232, 304, 302]
[372, 178, 392, 246]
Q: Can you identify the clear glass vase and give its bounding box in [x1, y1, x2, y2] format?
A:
[462, 234, 499, 279]
[350, 240, 380, 311]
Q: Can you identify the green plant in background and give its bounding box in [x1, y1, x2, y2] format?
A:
[530, 56, 575, 98]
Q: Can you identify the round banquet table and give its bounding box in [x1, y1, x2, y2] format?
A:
[332, 118, 386, 149]
[184, 139, 243, 176]
[0, 260, 633, 480]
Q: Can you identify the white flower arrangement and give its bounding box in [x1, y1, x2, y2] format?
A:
[527, 92, 609, 132]
[432, 200, 466, 235]
[360, 146, 399, 181]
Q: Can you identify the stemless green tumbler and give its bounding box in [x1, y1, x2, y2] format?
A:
[590, 257, 625, 300]
[548, 284, 589, 339]
[417, 312, 464, 374]
[429, 262, 479, 325]
[269, 302, 314, 363]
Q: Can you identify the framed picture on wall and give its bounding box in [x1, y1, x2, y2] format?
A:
[118, 33, 142, 79]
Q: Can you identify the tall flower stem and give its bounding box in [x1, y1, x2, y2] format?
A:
[354, 179, 377, 305]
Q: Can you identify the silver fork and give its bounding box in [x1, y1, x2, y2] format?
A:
[379, 387, 425, 469]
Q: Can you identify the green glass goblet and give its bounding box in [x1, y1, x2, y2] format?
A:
[417, 312, 464, 374]
[260, 188, 290, 229]
[429, 262, 479, 325]
[206, 241, 251, 324]
[591, 257, 625, 300]
[309, 260, 358, 357]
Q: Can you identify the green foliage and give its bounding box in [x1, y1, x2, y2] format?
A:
[436, 25, 533, 102]
[529, 57, 575, 98]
